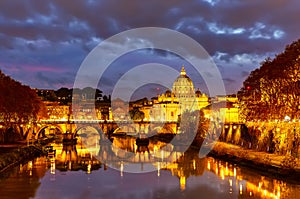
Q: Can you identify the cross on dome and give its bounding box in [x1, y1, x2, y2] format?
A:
[180, 65, 186, 76]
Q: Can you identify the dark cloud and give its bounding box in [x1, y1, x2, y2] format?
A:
[0, 0, 300, 95]
[35, 71, 74, 88]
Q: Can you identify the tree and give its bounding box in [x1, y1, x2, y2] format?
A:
[239, 39, 300, 121]
[129, 108, 145, 121]
[0, 71, 46, 141]
[55, 87, 72, 105]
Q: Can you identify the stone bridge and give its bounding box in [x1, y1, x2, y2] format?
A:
[26, 120, 179, 140]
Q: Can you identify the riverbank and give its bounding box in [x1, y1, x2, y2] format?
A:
[0, 144, 45, 175]
[207, 141, 300, 182]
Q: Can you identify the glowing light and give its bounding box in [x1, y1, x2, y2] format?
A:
[87, 162, 91, 174]
[120, 162, 124, 177]
[284, 115, 291, 122]
[180, 176, 186, 191]
[239, 184, 243, 195]
[207, 161, 211, 170]
[19, 164, 23, 173]
[50, 157, 55, 174]
[220, 167, 225, 180]
[229, 179, 233, 187]
[193, 159, 196, 170]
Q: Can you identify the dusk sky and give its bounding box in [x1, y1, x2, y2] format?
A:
[1, 0, 300, 97]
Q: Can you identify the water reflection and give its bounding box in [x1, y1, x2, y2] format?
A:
[49, 143, 101, 173]
[206, 157, 284, 198]
[0, 157, 48, 199]
[1, 136, 300, 198]
[48, 137, 300, 198]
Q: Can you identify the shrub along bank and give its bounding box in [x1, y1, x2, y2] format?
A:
[0, 145, 44, 173]
[207, 142, 300, 182]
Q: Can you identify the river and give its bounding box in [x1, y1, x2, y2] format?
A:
[0, 136, 300, 199]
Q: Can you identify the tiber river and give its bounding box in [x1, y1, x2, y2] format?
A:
[0, 135, 300, 199]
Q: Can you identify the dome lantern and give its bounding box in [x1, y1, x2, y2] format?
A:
[180, 65, 186, 76]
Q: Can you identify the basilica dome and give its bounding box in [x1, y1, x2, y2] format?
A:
[172, 66, 195, 98]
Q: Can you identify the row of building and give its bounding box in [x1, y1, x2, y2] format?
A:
[37, 66, 240, 124]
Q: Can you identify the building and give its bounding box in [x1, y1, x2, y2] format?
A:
[150, 90, 180, 121]
[43, 101, 70, 121]
[204, 95, 240, 123]
[145, 66, 210, 122]
[110, 98, 129, 121]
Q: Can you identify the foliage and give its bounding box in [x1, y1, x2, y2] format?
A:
[179, 110, 209, 140]
[281, 153, 298, 169]
[238, 39, 300, 121]
[129, 108, 145, 121]
[39, 87, 104, 105]
[0, 70, 46, 127]
[244, 122, 300, 157]
[180, 110, 199, 134]
[0, 146, 42, 171]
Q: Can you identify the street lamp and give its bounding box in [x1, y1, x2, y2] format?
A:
[284, 115, 291, 122]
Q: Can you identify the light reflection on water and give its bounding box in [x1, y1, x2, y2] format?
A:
[0, 137, 300, 199]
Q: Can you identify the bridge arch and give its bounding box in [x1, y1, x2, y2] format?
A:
[36, 125, 64, 139]
[75, 126, 101, 148]
[112, 124, 137, 135]
[150, 125, 175, 134]
[74, 125, 102, 137]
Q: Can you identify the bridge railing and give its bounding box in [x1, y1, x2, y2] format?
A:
[38, 119, 178, 124]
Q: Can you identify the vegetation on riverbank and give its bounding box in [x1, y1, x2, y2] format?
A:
[0, 70, 48, 144]
[0, 145, 45, 174]
[207, 141, 300, 182]
[238, 39, 300, 121]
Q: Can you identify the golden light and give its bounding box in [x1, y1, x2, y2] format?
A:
[229, 179, 233, 187]
[28, 161, 33, 176]
[180, 176, 186, 191]
[220, 167, 225, 180]
[19, 164, 23, 173]
[50, 157, 55, 175]
[87, 162, 91, 174]
[193, 159, 196, 170]
[207, 161, 211, 170]
[239, 184, 243, 195]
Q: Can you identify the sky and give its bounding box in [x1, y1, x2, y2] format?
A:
[1, 0, 300, 98]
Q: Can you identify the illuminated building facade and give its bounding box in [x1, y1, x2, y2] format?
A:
[148, 66, 210, 122]
[44, 101, 70, 121]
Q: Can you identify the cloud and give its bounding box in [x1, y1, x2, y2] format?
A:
[0, 0, 300, 95]
[35, 71, 74, 88]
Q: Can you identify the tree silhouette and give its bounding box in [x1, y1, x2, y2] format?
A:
[129, 108, 145, 121]
[0, 70, 46, 141]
